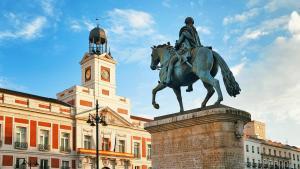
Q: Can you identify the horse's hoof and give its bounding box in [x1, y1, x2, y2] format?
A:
[153, 103, 160, 109]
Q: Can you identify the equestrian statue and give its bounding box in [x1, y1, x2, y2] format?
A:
[150, 17, 241, 112]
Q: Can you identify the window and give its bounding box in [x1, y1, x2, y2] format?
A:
[62, 161, 69, 168]
[134, 142, 140, 158]
[40, 159, 49, 169]
[147, 144, 151, 160]
[102, 138, 110, 151]
[285, 152, 287, 157]
[293, 154, 295, 160]
[39, 130, 49, 151]
[289, 152, 291, 158]
[134, 167, 140, 169]
[60, 133, 70, 152]
[252, 146, 254, 153]
[279, 151, 281, 157]
[246, 145, 249, 152]
[274, 150, 276, 156]
[84, 135, 92, 149]
[263, 147, 265, 154]
[269, 149, 271, 155]
[297, 155, 299, 161]
[257, 147, 260, 154]
[247, 158, 250, 162]
[15, 158, 25, 169]
[118, 140, 125, 153]
[0, 123, 2, 146]
[15, 127, 27, 149]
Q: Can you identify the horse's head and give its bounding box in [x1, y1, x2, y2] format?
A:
[150, 45, 160, 70]
[150, 42, 172, 70]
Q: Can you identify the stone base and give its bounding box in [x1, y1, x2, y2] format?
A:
[145, 105, 251, 169]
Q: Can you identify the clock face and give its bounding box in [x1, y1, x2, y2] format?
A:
[85, 67, 91, 82]
[101, 69, 110, 81]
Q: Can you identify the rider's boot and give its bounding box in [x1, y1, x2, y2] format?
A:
[186, 85, 193, 92]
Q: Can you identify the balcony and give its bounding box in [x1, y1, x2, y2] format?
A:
[134, 153, 141, 159]
[38, 144, 50, 151]
[39, 167, 50, 169]
[15, 142, 28, 150]
[15, 164, 26, 169]
[60, 146, 71, 153]
[253, 162, 257, 168]
[77, 148, 134, 159]
[60, 167, 70, 169]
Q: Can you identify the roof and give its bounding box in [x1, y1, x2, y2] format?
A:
[130, 115, 153, 122]
[0, 87, 71, 107]
[246, 135, 300, 151]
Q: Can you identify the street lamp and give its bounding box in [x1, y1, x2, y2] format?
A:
[22, 159, 39, 169]
[86, 100, 107, 169]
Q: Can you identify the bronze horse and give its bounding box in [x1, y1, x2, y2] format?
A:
[150, 44, 240, 112]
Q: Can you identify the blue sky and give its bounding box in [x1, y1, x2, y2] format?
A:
[1, 0, 300, 146]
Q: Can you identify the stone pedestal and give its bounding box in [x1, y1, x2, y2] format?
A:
[145, 105, 251, 169]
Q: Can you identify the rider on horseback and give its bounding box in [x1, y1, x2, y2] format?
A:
[165, 17, 203, 92]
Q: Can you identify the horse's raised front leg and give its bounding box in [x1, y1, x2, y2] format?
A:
[152, 82, 167, 109]
[201, 82, 215, 108]
[172, 87, 184, 112]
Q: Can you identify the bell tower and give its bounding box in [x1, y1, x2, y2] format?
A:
[80, 25, 117, 97]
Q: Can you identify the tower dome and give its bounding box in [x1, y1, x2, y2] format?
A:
[89, 26, 108, 55]
[89, 26, 107, 44]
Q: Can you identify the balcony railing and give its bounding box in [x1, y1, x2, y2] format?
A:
[38, 144, 50, 151]
[39, 167, 50, 169]
[253, 162, 257, 168]
[15, 142, 28, 150]
[134, 153, 141, 159]
[15, 164, 27, 169]
[60, 146, 71, 153]
[61, 167, 70, 169]
[247, 162, 251, 167]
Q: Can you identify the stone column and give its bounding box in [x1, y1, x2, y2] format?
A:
[145, 105, 251, 169]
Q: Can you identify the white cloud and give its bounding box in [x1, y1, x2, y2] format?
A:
[196, 26, 211, 35]
[70, 20, 82, 32]
[264, 0, 300, 13]
[223, 8, 259, 25]
[223, 11, 300, 146]
[230, 61, 246, 76]
[246, 0, 260, 8]
[107, 8, 155, 37]
[40, 0, 54, 16]
[0, 16, 47, 40]
[238, 15, 289, 42]
[19, 17, 47, 39]
[288, 11, 300, 38]
[162, 0, 171, 8]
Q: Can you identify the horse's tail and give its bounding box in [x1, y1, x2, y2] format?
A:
[212, 50, 241, 97]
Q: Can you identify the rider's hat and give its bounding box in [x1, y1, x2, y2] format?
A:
[185, 17, 194, 25]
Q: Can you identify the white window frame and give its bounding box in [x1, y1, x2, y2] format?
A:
[60, 132, 71, 152]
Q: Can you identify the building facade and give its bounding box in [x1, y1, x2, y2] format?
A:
[244, 121, 300, 169]
[0, 26, 152, 169]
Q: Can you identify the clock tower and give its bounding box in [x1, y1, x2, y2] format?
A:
[80, 26, 117, 97]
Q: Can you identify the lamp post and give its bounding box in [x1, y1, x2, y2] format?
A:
[22, 159, 39, 169]
[86, 100, 107, 169]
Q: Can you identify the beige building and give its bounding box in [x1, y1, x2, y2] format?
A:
[0, 25, 152, 169]
[244, 120, 300, 169]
